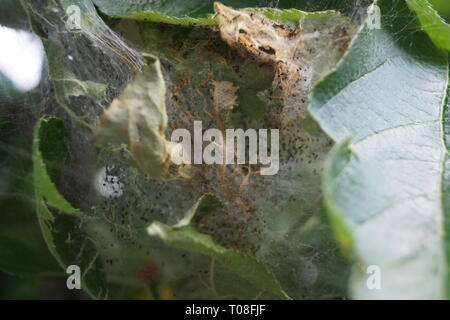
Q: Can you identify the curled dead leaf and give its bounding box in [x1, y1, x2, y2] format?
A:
[214, 2, 305, 96]
[95, 56, 189, 179]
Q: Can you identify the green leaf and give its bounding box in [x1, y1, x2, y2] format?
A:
[33, 118, 80, 214]
[33, 118, 109, 299]
[0, 234, 60, 276]
[310, 0, 450, 299]
[407, 0, 450, 51]
[322, 141, 356, 258]
[147, 194, 291, 300]
[36, 200, 109, 299]
[428, 0, 450, 22]
[242, 7, 335, 22]
[93, 0, 335, 26]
